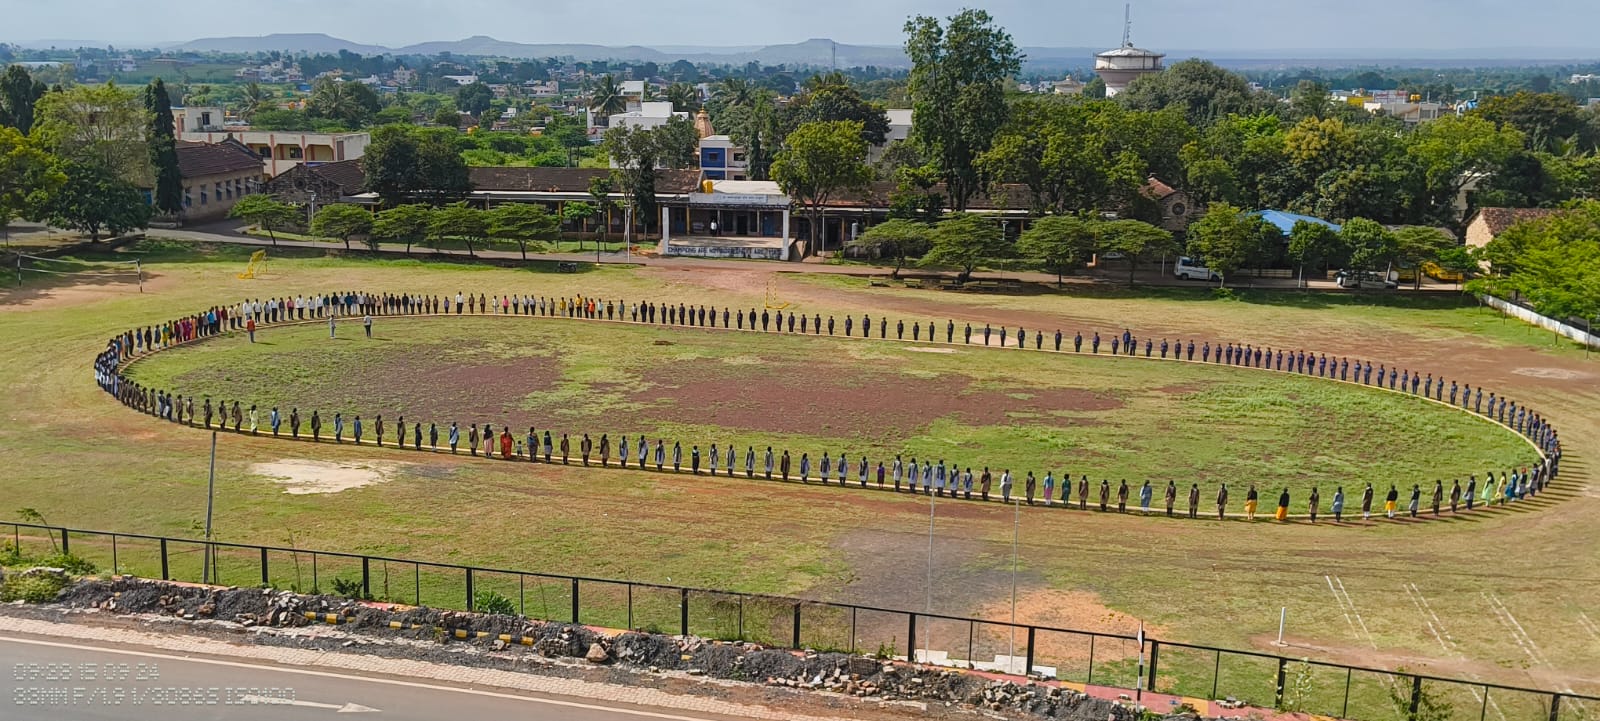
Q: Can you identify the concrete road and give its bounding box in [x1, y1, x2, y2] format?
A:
[1, 634, 747, 721]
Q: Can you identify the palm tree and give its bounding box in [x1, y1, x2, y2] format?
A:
[665, 82, 699, 113]
[719, 77, 756, 107]
[239, 81, 269, 121]
[803, 71, 847, 93]
[589, 74, 627, 117]
[308, 78, 360, 124]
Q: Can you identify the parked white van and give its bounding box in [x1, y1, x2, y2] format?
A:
[1174, 257, 1220, 281]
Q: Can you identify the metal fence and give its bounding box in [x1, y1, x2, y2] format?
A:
[4, 520, 1595, 721]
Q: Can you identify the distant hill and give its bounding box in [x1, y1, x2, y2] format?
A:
[167, 33, 388, 55]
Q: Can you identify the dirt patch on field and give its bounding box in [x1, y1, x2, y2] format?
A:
[906, 347, 957, 354]
[249, 459, 405, 494]
[1510, 366, 1593, 381]
[972, 589, 1166, 666]
[653, 366, 1121, 439]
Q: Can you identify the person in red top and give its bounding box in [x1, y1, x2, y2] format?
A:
[246, 318, 257, 343]
[500, 429, 513, 459]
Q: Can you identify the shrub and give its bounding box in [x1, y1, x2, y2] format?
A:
[474, 590, 516, 616]
[1, 573, 70, 603]
[330, 577, 370, 601]
[35, 553, 97, 576]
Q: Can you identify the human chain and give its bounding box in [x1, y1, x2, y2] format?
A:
[92, 290, 1561, 522]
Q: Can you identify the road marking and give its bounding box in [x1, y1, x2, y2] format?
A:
[1324, 575, 1358, 638]
[0, 636, 739, 721]
[1404, 583, 1505, 721]
[237, 695, 380, 713]
[1331, 575, 1378, 649]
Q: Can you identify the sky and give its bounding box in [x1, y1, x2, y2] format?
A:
[8, 0, 1600, 52]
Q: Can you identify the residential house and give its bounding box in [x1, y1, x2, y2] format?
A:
[442, 74, 479, 86]
[1139, 176, 1194, 233]
[868, 109, 914, 163]
[1052, 77, 1086, 95]
[171, 140, 265, 223]
[1463, 207, 1565, 250]
[261, 158, 369, 217]
[523, 80, 559, 98]
[174, 106, 370, 178]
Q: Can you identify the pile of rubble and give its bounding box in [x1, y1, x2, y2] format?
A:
[48, 578, 1193, 721]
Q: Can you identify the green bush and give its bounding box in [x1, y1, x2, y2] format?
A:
[0, 541, 24, 566]
[330, 577, 370, 601]
[1, 573, 69, 603]
[35, 553, 97, 576]
[474, 590, 516, 616]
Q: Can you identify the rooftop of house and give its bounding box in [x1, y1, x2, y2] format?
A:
[1140, 176, 1178, 200]
[1253, 209, 1341, 234]
[1470, 207, 1566, 236]
[467, 166, 701, 194]
[174, 140, 263, 179]
[306, 159, 367, 194]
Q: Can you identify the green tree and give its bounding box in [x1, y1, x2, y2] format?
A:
[363, 125, 471, 206]
[1392, 226, 1460, 290]
[665, 82, 700, 113]
[1406, 115, 1522, 221]
[228, 195, 300, 246]
[309, 203, 374, 250]
[1118, 59, 1275, 127]
[0, 127, 64, 237]
[903, 8, 1021, 211]
[1339, 217, 1398, 275]
[456, 82, 494, 117]
[717, 77, 757, 108]
[586, 176, 616, 246]
[783, 82, 891, 145]
[847, 218, 931, 278]
[487, 202, 559, 260]
[1472, 91, 1589, 153]
[1097, 218, 1178, 287]
[32, 81, 150, 184]
[428, 201, 487, 256]
[46, 161, 151, 242]
[238, 81, 270, 121]
[1289, 80, 1331, 120]
[921, 212, 1006, 283]
[0, 65, 47, 133]
[1016, 215, 1097, 285]
[1184, 202, 1262, 286]
[145, 79, 183, 216]
[370, 203, 432, 254]
[589, 74, 627, 117]
[771, 120, 873, 256]
[1287, 219, 1345, 287]
[306, 77, 379, 127]
[560, 200, 597, 239]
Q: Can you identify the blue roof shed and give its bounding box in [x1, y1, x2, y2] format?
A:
[1253, 210, 1341, 234]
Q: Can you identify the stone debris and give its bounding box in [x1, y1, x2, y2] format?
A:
[49, 577, 1215, 721]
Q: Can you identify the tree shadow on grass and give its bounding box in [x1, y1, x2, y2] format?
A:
[107, 239, 626, 275]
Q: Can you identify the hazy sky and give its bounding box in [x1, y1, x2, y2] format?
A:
[8, 0, 1600, 51]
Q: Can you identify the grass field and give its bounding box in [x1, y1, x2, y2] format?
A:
[123, 315, 1532, 503]
[2, 239, 1598, 717]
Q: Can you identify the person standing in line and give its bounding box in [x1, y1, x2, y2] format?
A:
[747, 446, 757, 479]
[1215, 483, 1229, 520]
[980, 467, 992, 500]
[428, 422, 437, 450]
[1000, 469, 1013, 503]
[1023, 472, 1036, 505]
[328, 314, 336, 338]
[580, 434, 593, 465]
[600, 434, 611, 467]
[363, 313, 373, 338]
[310, 410, 321, 441]
[500, 428, 513, 459]
[672, 441, 683, 472]
[1359, 483, 1373, 520]
[818, 453, 830, 485]
[249, 405, 260, 435]
[270, 407, 281, 437]
[962, 468, 974, 499]
[1244, 484, 1259, 521]
[780, 450, 791, 480]
[1275, 488, 1290, 522]
[708, 444, 720, 475]
[839, 453, 850, 486]
[1449, 479, 1461, 513]
[1432, 480, 1444, 515]
[374, 415, 385, 447]
[1164, 481, 1177, 517]
[1074, 332, 1083, 352]
[691, 445, 701, 475]
[1138, 481, 1152, 514]
[1408, 484, 1422, 518]
[1042, 471, 1055, 506]
[448, 421, 459, 453]
[876, 461, 886, 487]
[467, 423, 479, 455]
[764, 447, 774, 479]
[247, 317, 256, 343]
[858, 456, 869, 487]
[1078, 475, 1089, 511]
[1383, 484, 1399, 518]
[1465, 475, 1478, 510]
[482, 424, 495, 457]
[1308, 487, 1321, 523]
[351, 414, 362, 444]
[1186, 483, 1199, 518]
[558, 433, 571, 464]
[1099, 479, 1110, 512]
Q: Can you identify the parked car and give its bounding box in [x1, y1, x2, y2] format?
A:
[1335, 270, 1398, 289]
[1174, 256, 1219, 281]
[1422, 261, 1464, 282]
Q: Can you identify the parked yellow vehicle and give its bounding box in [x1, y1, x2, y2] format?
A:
[1422, 261, 1464, 282]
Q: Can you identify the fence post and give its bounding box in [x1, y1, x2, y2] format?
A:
[159, 538, 169, 580]
[792, 604, 801, 649]
[1549, 694, 1561, 721]
[570, 578, 580, 624]
[1276, 658, 1288, 709]
[1087, 635, 1096, 685]
[850, 608, 857, 655]
[361, 557, 371, 599]
[259, 547, 268, 587]
[1147, 641, 1160, 693]
[908, 613, 917, 662]
[1211, 650, 1220, 700]
[111, 536, 118, 576]
[60, 528, 68, 556]
[1025, 627, 1036, 677]
[680, 588, 689, 637]
[465, 568, 475, 612]
[1410, 675, 1423, 717]
[1343, 668, 1353, 719]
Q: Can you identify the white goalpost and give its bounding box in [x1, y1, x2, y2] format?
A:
[14, 253, 144, 292]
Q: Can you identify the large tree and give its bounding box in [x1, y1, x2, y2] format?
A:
[145, 79, 183, 216]
[921, 212, 1006, 283]
[456, 82, 494, 117]
[771, 120, 873, 256]
[487, 202, 560, 260]
[46, 161, 151, 242]
[1016, 215, 1097, 285]
[589, 74, 627, 118]
[306, 77, 380, 127]
[1472, 91, 1592, 153]
[370, 203, 432, 254]
[783, 81, 890, 146]
[1117, 59, 1276, 127]
[903, 8, 1021, 211]
[1339, 217, 1398, 275]
[0, 127, 64, 235]
[309, 203, 374, 250]
[228, 195, 300, 246]
[428, 202, 488, 256]
[32, 81, 150, 185]
[0, 65, 47, 133]
[1096, 218, 1177, 287]
[1392, 225, 1458, 290]
[1406, 115, 1522, 222]
[363, 125, 471, 206]
[1287, 219, 1345, 287]
[1184, 202, 1263, 286]
[847, 218, 931, 278]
